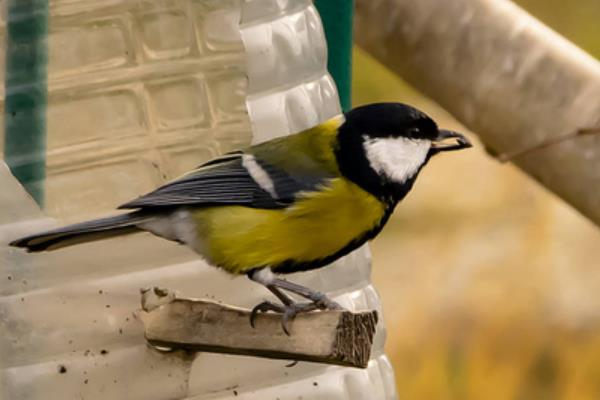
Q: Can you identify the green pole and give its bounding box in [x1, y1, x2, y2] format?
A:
[4, 0, 48, 206]
[314, 0, 354, 112]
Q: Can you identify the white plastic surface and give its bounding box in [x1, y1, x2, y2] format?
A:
[241, 0, 341, 143]
[0, 1, 397, 399]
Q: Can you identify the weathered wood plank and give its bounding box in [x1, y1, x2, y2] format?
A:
[139, 288, 378, 368]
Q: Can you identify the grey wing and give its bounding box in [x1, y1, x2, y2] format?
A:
[118, 153, 327, 210]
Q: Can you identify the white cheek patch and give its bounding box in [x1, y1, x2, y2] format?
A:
[242, 154, 277, 198]
[363, 136, 431, 183]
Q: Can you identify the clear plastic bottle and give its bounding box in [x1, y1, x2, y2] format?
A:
[0, 1, 397, 398]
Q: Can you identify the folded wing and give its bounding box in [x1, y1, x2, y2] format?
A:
[118, 151, 336, 210]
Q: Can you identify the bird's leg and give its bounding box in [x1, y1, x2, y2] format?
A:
[269, 278, 343, 311]
[248, 268, 323, 335]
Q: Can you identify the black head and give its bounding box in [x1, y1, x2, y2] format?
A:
[335, 102, 471, 203]
[342, 102, 440, 141]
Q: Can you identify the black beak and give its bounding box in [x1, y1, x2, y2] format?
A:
[431, 129, 472, 153]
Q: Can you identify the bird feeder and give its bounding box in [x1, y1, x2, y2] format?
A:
[0, 1, 396, 399]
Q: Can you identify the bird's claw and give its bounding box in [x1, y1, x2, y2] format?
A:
[250, 301, 285, 328]
[280, 302, 319, 335]
[312, 295, 343, 311]
[250, 292, 344, 335]
[250, 301, 320, 335]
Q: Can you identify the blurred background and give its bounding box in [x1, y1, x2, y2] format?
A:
[355, 0, 600, 398]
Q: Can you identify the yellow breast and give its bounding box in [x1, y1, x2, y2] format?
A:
[191, 179, 387, 274]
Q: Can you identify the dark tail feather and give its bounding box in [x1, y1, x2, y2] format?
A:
[9, 212, 152, 252]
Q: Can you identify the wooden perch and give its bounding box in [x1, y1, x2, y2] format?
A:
[138, 288, 378, 368]
[355, 0, 600, 227]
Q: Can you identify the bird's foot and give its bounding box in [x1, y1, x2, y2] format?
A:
[250, 301, 322, 335]
[250, 296, 343, 335]
[250, 300, 286, 327]
[308, 292, 344, 311]
[247, 270, 345, 334]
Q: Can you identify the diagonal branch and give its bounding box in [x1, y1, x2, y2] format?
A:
[355, 0, 600, 227]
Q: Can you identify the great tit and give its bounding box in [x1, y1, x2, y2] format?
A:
[10, 102, 471, 333]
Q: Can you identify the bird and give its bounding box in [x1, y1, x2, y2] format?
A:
[10, 102, 471, 334]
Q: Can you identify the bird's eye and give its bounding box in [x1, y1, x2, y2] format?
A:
[407, 127, 420, 137]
